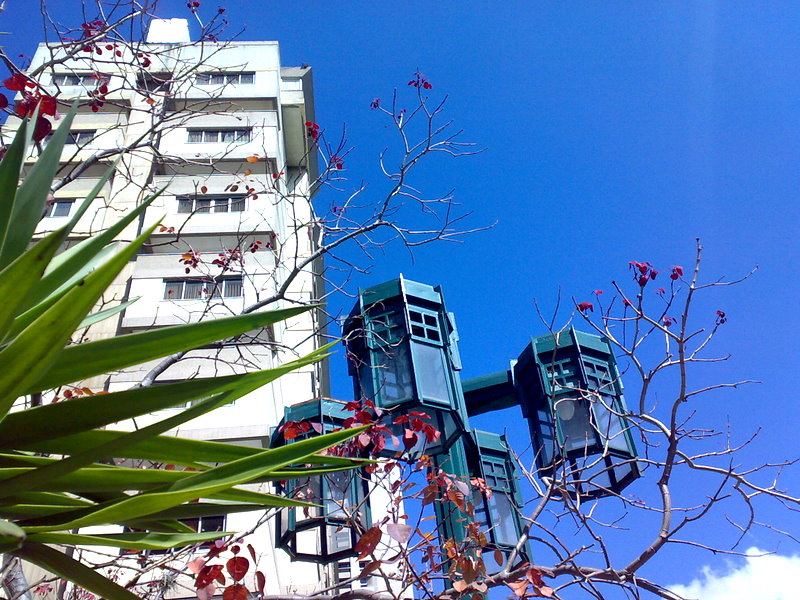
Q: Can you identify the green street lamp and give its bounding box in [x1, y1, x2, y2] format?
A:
[343, 276, 469, 457]
[466, 430, 526, 565]
[515, 327, 640, 498]
[273, 398, 370, 562]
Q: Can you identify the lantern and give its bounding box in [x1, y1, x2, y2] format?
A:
[343, 276, 469, 457]
[515, 327, 640, 498]
[467, 430, 525, 560]
[273, 398, 369, 562]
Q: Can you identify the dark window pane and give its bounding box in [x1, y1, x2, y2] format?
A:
[188, 130, 202, 143]
[184, 281, 204, 299]
[224, 278, 243, 297]
[230, 197, 245, 212]
[50, 199, 74, 218]
[177, 198, 193, 213]
[213, 198, 229, 213]
[164, 281, 183, 299]
[196, 199, 211, 213]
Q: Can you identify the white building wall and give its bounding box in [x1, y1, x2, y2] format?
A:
[11, 24, 395, 597]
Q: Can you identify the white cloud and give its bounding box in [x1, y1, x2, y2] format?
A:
[669, 547, 800, 600]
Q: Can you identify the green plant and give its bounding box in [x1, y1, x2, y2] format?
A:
[0, 107, 366, 600]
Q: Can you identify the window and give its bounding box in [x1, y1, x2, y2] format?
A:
[335, 560, 372, 589]
[177, 196, 245, 214]
[125, 515, 225, 555]
[137, 73, 171, 93]
[187, 129, 252, 144]
[51, 73, 98, 86]
[44, 198, 75, 218]
[67, 130, 96, 145]
[195, 72, 255, 85]
[163, 277, 243, 300]
[408, 309, 441, 342]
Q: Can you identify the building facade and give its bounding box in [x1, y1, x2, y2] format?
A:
[10, 19, 381, 598]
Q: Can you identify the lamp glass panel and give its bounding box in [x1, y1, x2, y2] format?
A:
[293, 476, 322, 518]
[487, 493, 518, 547]
[557, 398, 594, 453]
[412, 342, 451, 405]
[535, 408, 555, 467]
[295, 527, 321, 556]
[328, 525, 354, 553]
[324, 471, 354, 519]
[357, 362, 375, 402]
[372, 343, 414, 406]
[591, 395, 630, 453]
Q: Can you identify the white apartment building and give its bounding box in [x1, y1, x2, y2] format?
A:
[10, 19, 384, 598]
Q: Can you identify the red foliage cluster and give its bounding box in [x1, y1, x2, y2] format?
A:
[4, 72, 34, 92]
[88, 78, 109, 112]
[180, 251, 202, 274]
[577, 301, 593, 313]
[629, 260, 659, 287]
[305, 121, 320, 141]
[276, 398, 443, 464]
[211, 248, 243, 270]
[408, 72, 433, 90]
[192, 541, 266, 600]
[3, 73, 59, 142]
[330, 155, 344, 170]
[670, 265, 684, 281]
[187, 1, 201, 10]
[716, 310, 727, 325]
[248, 240, 263, 253]
[370, 97, 380, 109]
[81, 20, 105, 39]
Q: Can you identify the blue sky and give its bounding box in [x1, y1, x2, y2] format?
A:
[3, 1, 799, 595]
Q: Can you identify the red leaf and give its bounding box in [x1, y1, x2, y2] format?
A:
[247, 543, 257, 563]
[201, 185, 208, 193]
[577, 301, 593, 313]
[38, 95, 57, 116]
[196, 584, 215, 600]
[507, 580, 529, 598]
[187, 557, 206, 574]
[386, 522, 412, 544]
[526, 568, 544, 587]
[357, 561, 382, 579]
[226, 557, 249, 582]
[32, 117, 52, 142]
[0, 93, 7, 109]
[3, 73, 28, 91]
[354, 526, 382, 560]
[402, 428, 418, 451]
[195, 564, 223, 588]
[222, 584, 248, 600]
[537, 586, 555, 598]
[255, 571, 265, 595]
